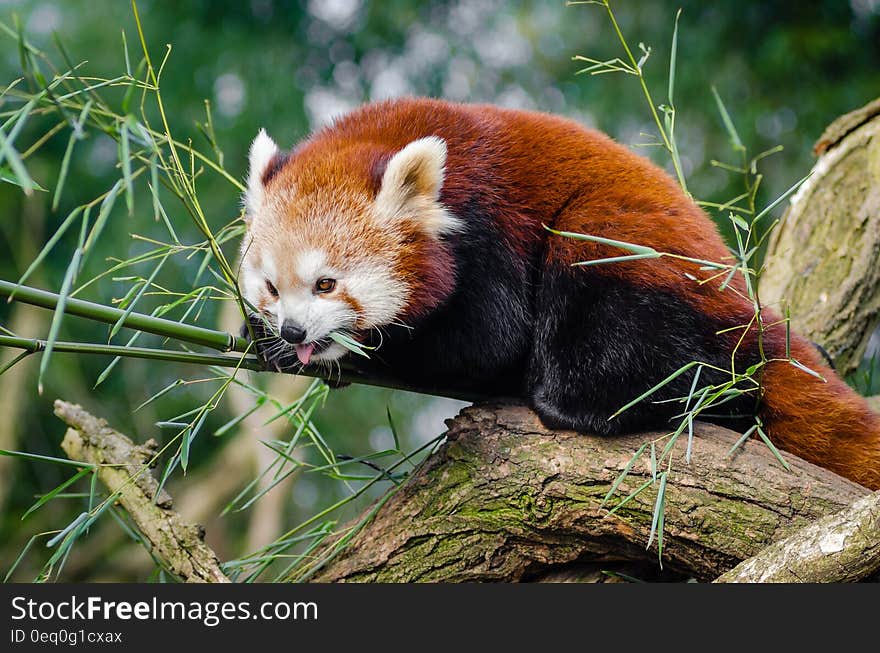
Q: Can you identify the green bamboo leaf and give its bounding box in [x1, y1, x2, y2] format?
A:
[214, 397, 265, 436]
[756, 426, 791, 471]
[122, 58, 146, 114]
[263, 378, 321, 426]
[667, 9, 681, 106]
[718, 265, 739, 292]
[685, 413, 695, 464]
[107, 505, 147, 544]
[0, 97, 35, 150]
[727, 424, 759, 456]
[611, 360, 700, 418]
[236, 467, 298, 512]
[52, 100, 92, 211]
[329, 331, 372, 358]
[84, 179, 122, 252]
[38, 243, 84, 395]
[52, 133, 79, 211]
[660, 430, 681, 461]
[180, 410, 208, 473]
[157, 451, 181, 500]
[711, 86, 744, 152]
[545, 225, 659, 256]
[120, 116, 135, 215]
[46, 511, 89, 548]
[601, 441, 648, 507]
[0, 448, 94, 469]
[752, 173, 811, 225]
[607, 478, 654, 516]
[5, 534, 41, 582]
[135, 378, 184, 412]
[87, 465, 99, 517]
[0, 349, 31, 376]
[223, 473, 264, 515]
[730, 214, 750, 231]
[0, 124, 34, 196]
[121, 28, 131, 75]
[657, 478, 667, 562]
[1, 165, 46, 191]
[789, 358, 826, 382]
[386, 406, 401, 451]
[23, 468, 92, 520]
[571, 253, 660, 267]
[108, 256, 167, 341]
[646, 471, 667, 550]
[92, 328, 142, 388]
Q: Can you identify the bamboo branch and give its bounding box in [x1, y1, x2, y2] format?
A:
[1, 279, 243, 351]
[0, 334, 263, 371]
[54, 399, 230, 583]
[715, 490, 880, 583]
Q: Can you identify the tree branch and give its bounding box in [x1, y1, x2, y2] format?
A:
[54, 399, 229, 583]
[715, 490, 880, 583]
[306, 404, 868, 583]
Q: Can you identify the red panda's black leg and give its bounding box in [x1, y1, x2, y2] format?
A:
[527, 263, 752, 436]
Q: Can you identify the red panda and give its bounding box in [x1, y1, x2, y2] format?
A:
[240, 97, 880, 490]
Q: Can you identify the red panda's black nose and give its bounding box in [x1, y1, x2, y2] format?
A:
[280, 320, 307, 345]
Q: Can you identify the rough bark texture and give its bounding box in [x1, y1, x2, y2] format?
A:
[55, 400, 230, 583]
[715, 490, 880, 583]
[309, 404, 868, 582]
[762, 97, 880, 375]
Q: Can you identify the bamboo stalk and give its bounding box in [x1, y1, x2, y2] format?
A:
[0, 334, 263, 371]
[1, 279, 246, 352]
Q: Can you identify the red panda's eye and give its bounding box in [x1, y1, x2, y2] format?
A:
[265, 279, 279, 298]
[315, 278, 336, 294]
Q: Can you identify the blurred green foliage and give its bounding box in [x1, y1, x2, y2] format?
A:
[1, 0, 878, 580]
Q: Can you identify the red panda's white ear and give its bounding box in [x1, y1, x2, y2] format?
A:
[245, 128, 279, 220]
[376, 136, 460, 235]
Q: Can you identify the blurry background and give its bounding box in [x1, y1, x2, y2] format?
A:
[1, 0, 878, 580]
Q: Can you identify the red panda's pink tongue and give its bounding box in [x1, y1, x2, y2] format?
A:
[295, 343, 315, 366]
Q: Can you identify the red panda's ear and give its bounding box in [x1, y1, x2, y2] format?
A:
[375, 136, 460, 236]
[245, 129, 279, 222]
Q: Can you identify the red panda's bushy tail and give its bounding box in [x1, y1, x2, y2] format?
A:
[759, 335, 880, 490]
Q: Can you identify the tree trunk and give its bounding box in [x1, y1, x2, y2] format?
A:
[762, 97, 880, 375]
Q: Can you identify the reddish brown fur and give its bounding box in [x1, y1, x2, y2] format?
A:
[268, 98, 880, 488]
[761, 335, 880, 489]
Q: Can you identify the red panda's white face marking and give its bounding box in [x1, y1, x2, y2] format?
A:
[240, 131, 459, 366]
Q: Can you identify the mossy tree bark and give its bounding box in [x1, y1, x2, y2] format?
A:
[308, 405, 869, 582]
